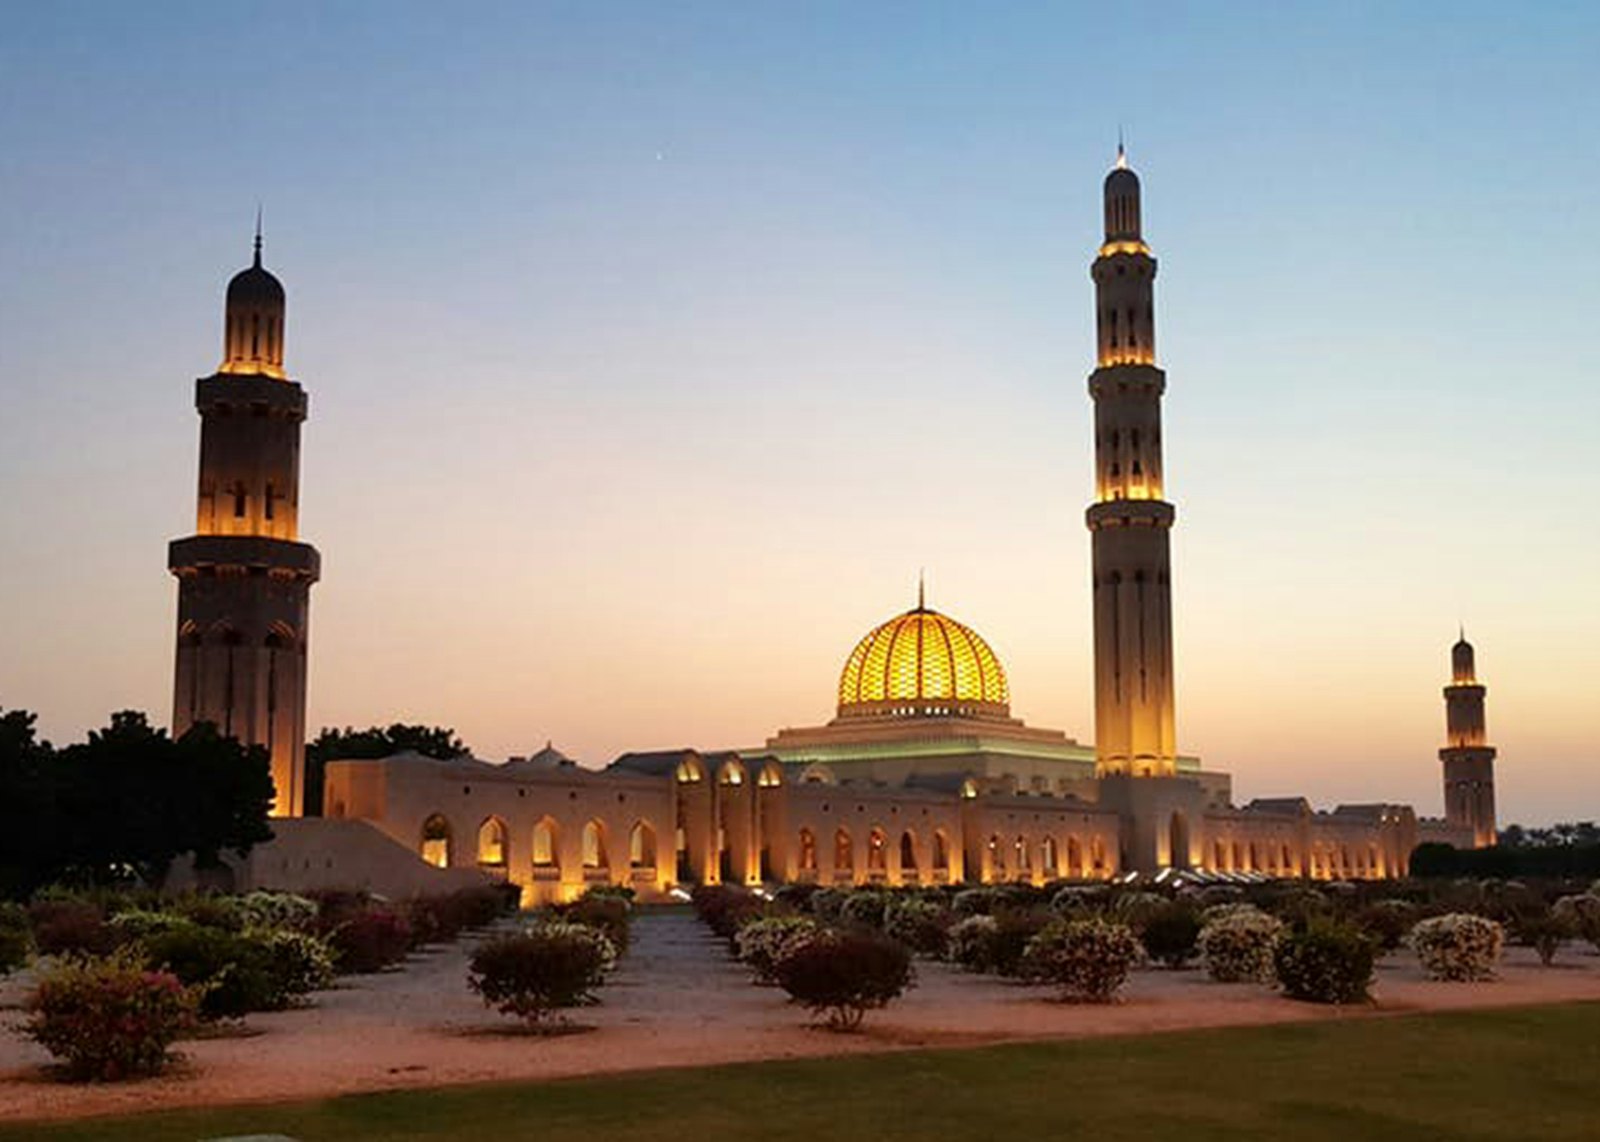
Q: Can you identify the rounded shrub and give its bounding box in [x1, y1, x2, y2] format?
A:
[1023, 919, 1142, 1003]
[27, 899, 117, 957]
[0, 902, 33, 975]
[1551, 893, 1600, 952]
[883, 899, 952, 958]
[468, 922, 612, 1028]
[1274, 922, 1376, 1004]
[839, 891, 890, 930]
[1409, 913, 1503, 981]
[734, 916, 819, 984]
[1354, 898, 1418, 953]
[235, 890, 319, 932]
[25, 950, 198, 1081]
[948, 915, 1000, 973]
[324, 906, 412, 975]
[140, 923, 283, 1019]
[1510, 908, 1574, 967]
[1140, 902, 1202, 969]
[773, 928, 913, 1031]
[1198, 906, 1284, 984]
[554, 893, 632, 955]
[1105, 891, 1169, 932]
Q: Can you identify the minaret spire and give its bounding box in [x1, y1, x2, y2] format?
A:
[917, 568, 926, 611]
[253, 204, 263, 268]
[1087, 148, 1176, 779]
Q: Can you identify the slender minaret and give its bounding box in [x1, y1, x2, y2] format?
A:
[1439, 632, 1497, 847]
[168, 227, 320, 817]
[1087, 146, 1177, 778]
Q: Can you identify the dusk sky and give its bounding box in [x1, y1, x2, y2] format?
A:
[2, 3, 1596, 826]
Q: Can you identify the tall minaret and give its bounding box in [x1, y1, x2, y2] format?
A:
[1439, 632, 1497, 848]
[168, 228, 320, 817]
[1086, 146, 1177, 778]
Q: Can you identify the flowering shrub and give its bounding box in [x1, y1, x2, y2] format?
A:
[839, 892, 890, 930]
[1274, 922, 1376, 1004]
[167, 893, 247, 932]
[1139, 903, 1202, 969]
[468, 924, 612, 1027]
[884, 899, 953, 958]
[691, 886, 762, 941]
[1409, 914, 1503, 981]
[27, 899, 117, 957]
[1050, 886, 1108, 914]
[952, 887, 1001, 917]
[806, 887, 848, 923]
[553, 893, 632, 955]
[1354, 899, 1418, 952]
[324, 906, 412, 974]
[251, 927, 336, 1001]
[735, 916, 819, 984]
[1105, 891, 1169, 932]
[1198, 906, 1284, 983]
[25, 951, 198, 1081]
[0, 902, 32, 975]
[1023, 919, 1142, 1002]
[235, 891, 318, 932]
[139, 923, 278, 1019]
[1510, 909, 1575, 967]
[773, 928, 913, 1031]
[109, 909, 194, 943]
[407, 886, 516, 947]
[948, 915, 1000, 973]
[1551, 894, 1600, 952]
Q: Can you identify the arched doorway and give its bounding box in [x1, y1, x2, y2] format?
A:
[1168, 811, 1189, 870]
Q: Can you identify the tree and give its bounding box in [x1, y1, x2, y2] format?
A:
[303, 723, 469, 815]
[0, 708, 274, 897]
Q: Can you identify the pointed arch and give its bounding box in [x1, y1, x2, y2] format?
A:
[476, 816, 508, 867]
[420, 813, 451, 868]
[630, 821, 658, 869]
[532, 817, 561, 869]
[582, 819, 609, 870]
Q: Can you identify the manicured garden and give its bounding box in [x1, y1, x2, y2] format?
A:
[3, 1000, 1597, 1142]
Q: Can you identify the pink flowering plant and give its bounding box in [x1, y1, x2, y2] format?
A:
[25, 950, 199, 1081]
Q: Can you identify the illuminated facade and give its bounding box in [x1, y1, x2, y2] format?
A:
[168, 230, 319, 817]
[224, 150, 1494, 901]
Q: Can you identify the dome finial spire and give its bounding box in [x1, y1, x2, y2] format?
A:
[1115, 126, 1127, 170]
[253, 204, 263, 268]
[917, 568, 926, 611]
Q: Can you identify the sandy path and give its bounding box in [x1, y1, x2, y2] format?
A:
[3, 912, 1599, 1124]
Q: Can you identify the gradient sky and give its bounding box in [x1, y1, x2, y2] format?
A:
[2, 3, 1596, 826]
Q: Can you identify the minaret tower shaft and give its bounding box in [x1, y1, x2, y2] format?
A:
[1439, 633, 1497, 847]
[168, 230, 320, 817]
[1086, 147, 1178, 777]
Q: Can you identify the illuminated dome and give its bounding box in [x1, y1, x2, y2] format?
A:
[836, 602, 1010, 719]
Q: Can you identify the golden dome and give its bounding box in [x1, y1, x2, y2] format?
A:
[836, 603, 1010, 719]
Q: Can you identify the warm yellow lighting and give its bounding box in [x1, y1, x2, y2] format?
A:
[837, 605, 1009, 715]
[1097, 239, 1149, 257]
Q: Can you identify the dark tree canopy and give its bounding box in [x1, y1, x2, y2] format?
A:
[303, 723, 469, 815]
[0, 708, 274, 898]
[1410, 837, 1600, 879]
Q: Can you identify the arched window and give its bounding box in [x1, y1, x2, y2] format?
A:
[582, 820, 608, 870]
[532, 818, 559, 868]
[476, 817, 508, 867]
[799, 828, 818, 872]
[899, 831, 917, 873]
[1067, 836, 1083, 877]
[1090, 837, 1107, 874]
[988, 834, 1005, 878]
[834, 828, 853, 874]
[867, 828, 888, 872]
[1014, 835, 1030, 874]
[932, 830, 949, 872]
[420, 814, 451, 868]
[630, 822, 657, 869]
[1040, 836, 1058, 876]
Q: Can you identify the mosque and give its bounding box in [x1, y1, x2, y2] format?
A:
[168, 151, 1495, 902]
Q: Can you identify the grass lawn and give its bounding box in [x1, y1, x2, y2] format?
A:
[6, 1001, 1597, 1142]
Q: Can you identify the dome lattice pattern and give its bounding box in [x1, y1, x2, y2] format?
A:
[837, 607, 1010, 718]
